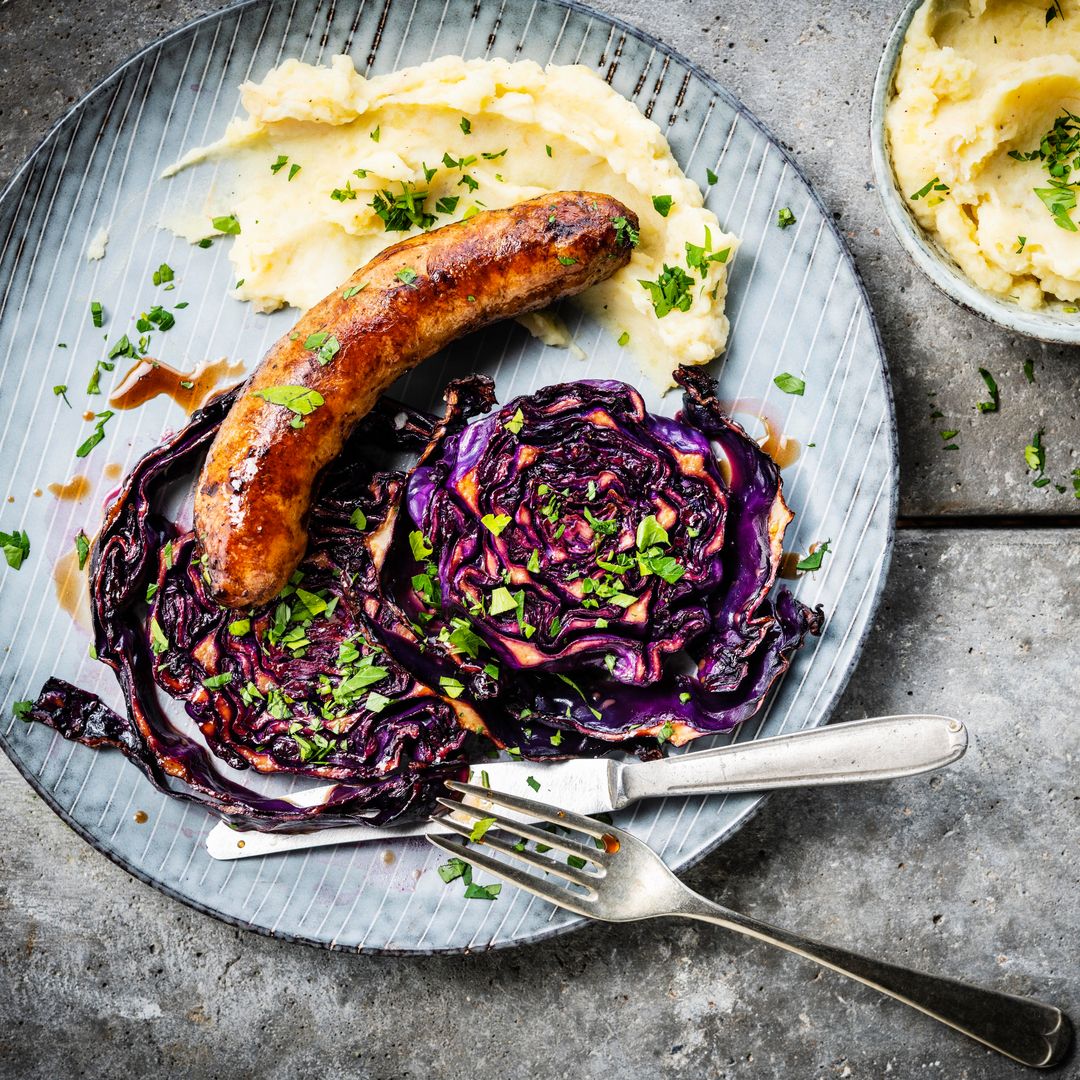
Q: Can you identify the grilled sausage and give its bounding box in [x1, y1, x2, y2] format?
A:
[195, 191, 638, 608]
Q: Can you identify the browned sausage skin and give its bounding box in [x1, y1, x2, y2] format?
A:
[195, 191, 638, 608]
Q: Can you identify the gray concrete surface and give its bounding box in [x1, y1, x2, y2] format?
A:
[0, 3, 1077, 1079]
[2, 530, 1076, 1079]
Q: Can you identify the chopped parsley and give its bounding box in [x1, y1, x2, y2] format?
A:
[1009, 111, 1080, 230]
[303, 330, 341, 366]
[1035, 184, 1077, 231]
[545, 144, 552, 157]
[438, 857, 501, 900]
[76, 411, 114, 458]
[635, 514, 669, 549]
[409, 530, 434, 561]
[394, 267, 419, 286]
[638, 264, 694, 318]
[371, 181, 437, 231]
[330, 181, 359, 202]
[53, 384, 70, 408]
[685, 227, 730, 277]
[481, 512, 511, 537]
[202, 673, 234, 689]
[1024, 358, 1035, 383]
[149, 617, 169, 655]
[796, 540, 831, 573]
[342, 283, 367, 300]
[211, 214, 241, 235]
[503, 407, 525, 435]
[460, 117, 472, 134]
[651, 194, 673, 217]
[250, 385, 325, 426]
[439, 675, 465, 699]
[910, 176, 950, 204]
[370, 125, 381, 142]
[777, 206, 796, 229]
[12, 700, 33, 721]
[1024, 430, 1046, 479]
[227, 618, 251, 636]
[468, 816, 495, 842]
[1048, 0, 1065, 21]
[617, 331, 630, 347]
[75, 530, 91, 570]
[90, 300, 104, 328]
[976, 368, 999, 413]
[1015, 235, 1027, 254]
[152, 263, 174, 286]
[350, 507, 367, 531]
[526, 775, 541, 792]
[0, 528, 30, 570]
[365, 691, 391, 714]
[612, 215, 639, 247]
[774, 372, 805, 396]
[556, 254, 578, 266]
[706, 167, 719, 185]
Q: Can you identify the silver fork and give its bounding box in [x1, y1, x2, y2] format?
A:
[429, 782, 1073, 1070]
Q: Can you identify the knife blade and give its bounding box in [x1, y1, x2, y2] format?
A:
[205, 714, 966, 860]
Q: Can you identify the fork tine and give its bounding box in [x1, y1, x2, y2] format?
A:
[445, 780, 608, 839]
[435, 797, 606, 865]
[436, 816, 600, 889]
[427, 835, 597, 913]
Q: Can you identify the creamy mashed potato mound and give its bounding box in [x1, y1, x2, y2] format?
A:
[887, 0, 1080, 307]
[165, 55, 738, 383]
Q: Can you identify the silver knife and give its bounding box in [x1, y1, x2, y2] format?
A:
[204, 713, 966, 860]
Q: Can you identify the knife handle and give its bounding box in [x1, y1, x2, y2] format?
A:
[617, 714, 967, 807]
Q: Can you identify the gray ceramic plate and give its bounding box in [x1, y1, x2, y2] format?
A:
[0, 0, 896, 953]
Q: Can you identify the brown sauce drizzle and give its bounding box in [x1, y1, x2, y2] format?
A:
[722, 398, 801, 469]
[47, 475, 91, 502]
[778, 552, 802, 580]
[53, 547, 92, 632]
[779, 541, 826, 581]
[109, 357, 245, 413]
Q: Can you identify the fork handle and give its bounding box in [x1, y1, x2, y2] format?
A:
[674, 892, 1072, 1068]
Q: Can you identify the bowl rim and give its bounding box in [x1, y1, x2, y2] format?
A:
[870, 0, 1080, 345]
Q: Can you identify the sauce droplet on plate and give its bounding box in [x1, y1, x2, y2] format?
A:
[109, 357, 245, 413]
[53, 547, 92, 631]
[722, 399, 801, 469]
[134, 810, 149, 824]
[601, 833, 620, 854]
[778, 552, 802, 580]
[104, 462, 123, 480]
[47, 475, 91, 501]
[382, 850, 396, 865]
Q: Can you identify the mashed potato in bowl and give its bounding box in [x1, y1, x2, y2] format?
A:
[886, 0, 1080, 309]
[164, 55, 738, 386]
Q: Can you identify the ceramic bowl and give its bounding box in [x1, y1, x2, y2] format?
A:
[870, 0, 1080, 344]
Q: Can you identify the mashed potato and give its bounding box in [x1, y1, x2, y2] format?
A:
[164, 55, 738, 384]
[887, 0, 1080, 307]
